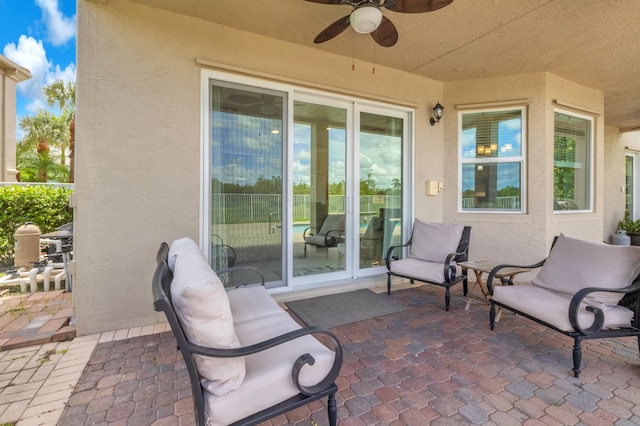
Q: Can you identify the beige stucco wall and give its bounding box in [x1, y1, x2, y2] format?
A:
[611, 130, 640, 235]
[76, 0, 444, 334]
[0, 55, 31, 182]
[444, 73, 605, 267]
[76, 0, 622, 335]
[604, 126, 627, 239]
[546, 74, 604, 243]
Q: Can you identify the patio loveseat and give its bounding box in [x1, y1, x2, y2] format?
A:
[152, 238, 343, 426]
[487, 234, 640, 378]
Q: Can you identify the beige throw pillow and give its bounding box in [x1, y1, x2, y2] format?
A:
[169, 237, 245, 396]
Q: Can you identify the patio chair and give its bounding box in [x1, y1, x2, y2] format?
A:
[303, 214, 345, 257]
[385, 220, 471, 311]
[487, 234, 640, 377]
[360, 216, 385, 264]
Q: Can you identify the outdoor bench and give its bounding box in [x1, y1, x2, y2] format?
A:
[487, 234, 640, 378]
[152, 238, 343, 426]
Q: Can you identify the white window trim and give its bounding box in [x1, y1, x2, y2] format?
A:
[457, 106, 528, 214]
[553, 108, 594, 214]
[625, 152, 639, 220]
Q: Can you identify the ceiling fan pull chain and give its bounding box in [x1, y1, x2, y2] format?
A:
[372, 41, 377, 74]
[352, 32, 356, 71]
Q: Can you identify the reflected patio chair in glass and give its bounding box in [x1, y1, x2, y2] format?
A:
[210, 234, 236, 277]
[303, 214, 345, 258]
[360, 216, 385, 266]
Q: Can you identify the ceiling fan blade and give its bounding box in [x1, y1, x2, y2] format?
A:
[385, 0, 454, 13]
[314, 15, 351, 43]
[305, 0, 345, 4]
[371, 16, 398, 47]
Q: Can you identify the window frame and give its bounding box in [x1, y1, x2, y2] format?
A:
[625, 152, 639, 219]
[553, 108, 594, 214]
[458, 106, 527, 214]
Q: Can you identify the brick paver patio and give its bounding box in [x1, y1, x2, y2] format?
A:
[0, 289, 75, 350]
[56, 283, 640, 425]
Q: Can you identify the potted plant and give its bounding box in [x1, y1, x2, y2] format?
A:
[618, 210, 640, 245]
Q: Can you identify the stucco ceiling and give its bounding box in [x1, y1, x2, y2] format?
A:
[132, 0, 640, 130]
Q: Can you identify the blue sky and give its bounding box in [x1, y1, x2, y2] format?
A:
[1, 0, 76, 138]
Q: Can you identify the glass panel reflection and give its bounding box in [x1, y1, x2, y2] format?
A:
[292, 101, 346, 277]
[359, 112, 403, 268]
[210, 83, 284, 287]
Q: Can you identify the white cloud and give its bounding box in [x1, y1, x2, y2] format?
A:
[3, 35, 76, 114]
[4, 36, 50, 100]
[35, 0, 76, 46]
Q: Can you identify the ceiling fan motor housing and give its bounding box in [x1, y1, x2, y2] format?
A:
[350, 4, 383, 33]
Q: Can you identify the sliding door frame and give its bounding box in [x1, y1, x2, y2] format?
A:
[201, 69, 414, 292]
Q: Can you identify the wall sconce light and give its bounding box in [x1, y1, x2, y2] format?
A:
[429, 102, 444, 126]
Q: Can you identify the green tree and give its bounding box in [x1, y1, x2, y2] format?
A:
[293, 182, 310, 195]
[17, 80, 76, 183]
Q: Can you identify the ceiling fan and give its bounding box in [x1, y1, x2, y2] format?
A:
[306, 0, 454, 47]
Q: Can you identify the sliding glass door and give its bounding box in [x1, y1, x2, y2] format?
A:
[207, 81, 285, 288]
[292, 99, 348, 279]
[204, 71, 411, 290]
[358, 111, 404, 270]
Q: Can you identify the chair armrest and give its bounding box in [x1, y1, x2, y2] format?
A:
[303, 227, 315, 239]
[443, 247, 469, 283]
[186, 326, 343, 396]
[486, 259, 547, 295]
[568, 280, 640, 335]
[385, 240, 412, 269]
[216, 266, 265, 288]
[324, 230, 344, 246]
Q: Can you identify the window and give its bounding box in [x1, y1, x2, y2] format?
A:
[626, 152, 639, 219]
[459, 108, 526, 212]
[553, 110, 592, 212]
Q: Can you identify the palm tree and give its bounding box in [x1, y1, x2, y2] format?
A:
[44, 80, 76, 179]
[17, 80, 76, 182]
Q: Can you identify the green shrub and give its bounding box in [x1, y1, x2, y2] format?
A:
[0, 185, 73, 268]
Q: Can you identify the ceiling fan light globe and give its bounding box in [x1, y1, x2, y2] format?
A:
[350, 5, 383, 34]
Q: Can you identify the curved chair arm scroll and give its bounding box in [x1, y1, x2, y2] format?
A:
[443, 248, 469, 283]
[187, 326, 343, 397]
[486, 259, 547, 295]
[303, 227, 316, 239]
[385, 240, 412, 270]
[323, 230, 344, 247]
[568, 281, 640, 335]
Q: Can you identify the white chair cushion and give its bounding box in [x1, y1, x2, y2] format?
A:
[319, 214, 344, 235]
[390, 257, 460, 283]
[532, 234, 640, 306]
[169, 238, 245, 396]
[226, 285, 288, 325]
[205, 314, 336, 426]
[493, 283, 634, 332]
[363, 217, 384, 239]
[167, 236, 200, 271]
[304, 234, 334, 247]
[409, 220, 464, 263]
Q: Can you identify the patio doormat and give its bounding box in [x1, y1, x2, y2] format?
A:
[286, 289, 407, 329]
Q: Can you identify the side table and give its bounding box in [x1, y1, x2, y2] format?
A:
[458, 260, 530, 314]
